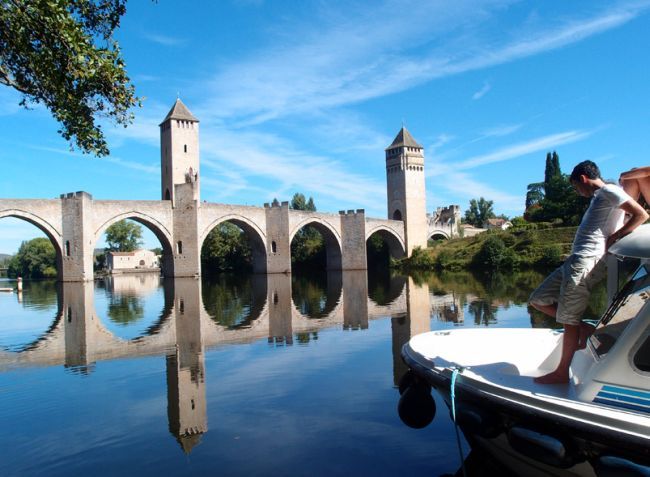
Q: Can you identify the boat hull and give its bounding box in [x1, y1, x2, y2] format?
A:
[400, 332, 650, 476]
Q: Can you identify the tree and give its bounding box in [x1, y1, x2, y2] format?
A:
[290, 193, 324, 269]
[7, 237, 57, 278]
[0, 0, 140, 156]
[201, 222, 252, 274]
[525, 151, 589, 225]
[290, 193, 316, 212]
[105, 220, 143, 252]
[464, 197, 495, 227]
[525, 182, 545, 209]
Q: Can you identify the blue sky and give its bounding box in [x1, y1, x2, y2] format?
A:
[2, 0, 650, 254]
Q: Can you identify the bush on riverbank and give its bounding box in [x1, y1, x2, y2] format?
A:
[397, 226, 576, 272]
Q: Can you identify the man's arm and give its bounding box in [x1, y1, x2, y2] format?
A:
[620, 166, 650, 181]
[606, 200, 649, 250]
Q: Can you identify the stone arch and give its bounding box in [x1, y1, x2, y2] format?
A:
[290, 217, 342, 271]
[200, 215, 268, 274]
[0, 209, 64, 278]
[94, 212, 174, 277]
[429, 230, 450, 241]
[365, 226, 406, 259]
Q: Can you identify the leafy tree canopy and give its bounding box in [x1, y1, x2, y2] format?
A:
[201, 222, 252, 274]
[525, 151, 589, 225]
[105, 220, 143, 252]
[8, 237, 57, 278]
[464, 197, 495, 227]
[0, 0, 141, 156]
[290, 193, 316, 211]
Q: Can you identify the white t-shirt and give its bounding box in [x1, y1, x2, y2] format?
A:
[572, 183, 631, 257]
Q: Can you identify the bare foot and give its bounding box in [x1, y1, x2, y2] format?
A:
[534, 371, 569, 384]
[578, 322, 596, 349]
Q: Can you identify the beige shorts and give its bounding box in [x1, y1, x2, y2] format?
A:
[529, 254, 606, 326]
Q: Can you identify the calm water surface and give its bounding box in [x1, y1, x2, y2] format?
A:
[0, 270, 606, 476]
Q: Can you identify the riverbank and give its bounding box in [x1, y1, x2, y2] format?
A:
[397, 226, 577, 272]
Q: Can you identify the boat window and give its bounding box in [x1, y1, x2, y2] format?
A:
[590, 264, 650, 357]
[633, 336, 650, 372]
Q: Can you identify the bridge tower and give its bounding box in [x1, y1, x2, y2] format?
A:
[161, 99, 202, 277]
[160, 99, 200, 205]
[385, 127, 427, 254]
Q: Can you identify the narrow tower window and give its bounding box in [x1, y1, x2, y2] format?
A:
[65, 241, 71, 256]
[177, 241, 183, 254]
[272, 241, 277, 253]
[184, 144, 187, 153]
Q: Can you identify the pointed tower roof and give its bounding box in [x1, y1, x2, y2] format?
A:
[386, 127, 422, 150]
[160, 98, 199, 125]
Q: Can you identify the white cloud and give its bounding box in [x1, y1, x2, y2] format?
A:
[454, 130, 593, 171]
[472, 82, 492, 100]
[142, 33, 187, 46]
[199, 1, 649, 125]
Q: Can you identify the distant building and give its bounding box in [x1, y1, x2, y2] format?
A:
[485, 218, 512, 230]
[106, 249, 160, 273]
[461, 224, 486, 237]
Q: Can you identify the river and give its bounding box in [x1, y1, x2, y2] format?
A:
[0, 269, 607, 476]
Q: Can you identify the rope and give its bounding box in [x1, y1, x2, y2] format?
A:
[450, 367, 467, 477]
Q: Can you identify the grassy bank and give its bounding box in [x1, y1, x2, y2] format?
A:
[397, 226, 577, 272]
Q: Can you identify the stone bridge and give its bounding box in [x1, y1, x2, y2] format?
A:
[0, 99, 464, 282]
[0, 189, 405, 281]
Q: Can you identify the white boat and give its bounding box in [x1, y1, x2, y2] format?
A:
[399, 225, 650, 476]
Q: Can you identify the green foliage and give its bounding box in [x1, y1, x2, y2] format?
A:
[464, 197, 495, 227]
[8, 237, 57, 278]
[537, 244, 563, 268]
[471, 236, 519, 271]
[0, 0, 141, 156]
[397, 226, 576, 273]
[290, 193, 316, 212]
[105, 220, 143, 252]
[290, 192, 325, 269]
[201, 222, 252, 274]
[524, 151, 590, 226]
[107, 295, 144, 325]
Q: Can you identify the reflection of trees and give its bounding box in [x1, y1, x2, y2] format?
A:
[467, 300, 497, 326]
[291, 272, 340, 319]
[107, 295, 144, 325]
[417, 268, 611, 327]
[367, 268, 406, 306]
[202, 274, 265, 328]
[20, 280, 59, 310]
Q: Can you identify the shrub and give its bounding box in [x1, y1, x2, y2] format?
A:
[472, 236, 519, 271]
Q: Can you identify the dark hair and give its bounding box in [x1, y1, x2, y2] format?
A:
[570, 160, 601, 182]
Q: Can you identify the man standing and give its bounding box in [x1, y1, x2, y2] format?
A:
[529, 160, 648, 384]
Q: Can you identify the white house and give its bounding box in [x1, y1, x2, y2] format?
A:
[485, 218, 512, 230]
[107, 249, 160, 273]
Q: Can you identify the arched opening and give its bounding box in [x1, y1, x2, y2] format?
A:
[290, 221, 342, 272]
[428, 232, 449, 246]
[165, 189, 171, 200]
[392, 209, 402, 221]
[201, 218, 267, 275]
[366, 229, 405, 269]
[0, 215, 62, 281]
[94, 216, 171, 280]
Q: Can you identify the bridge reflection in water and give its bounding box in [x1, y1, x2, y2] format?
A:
[0, 271, 463, 453]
